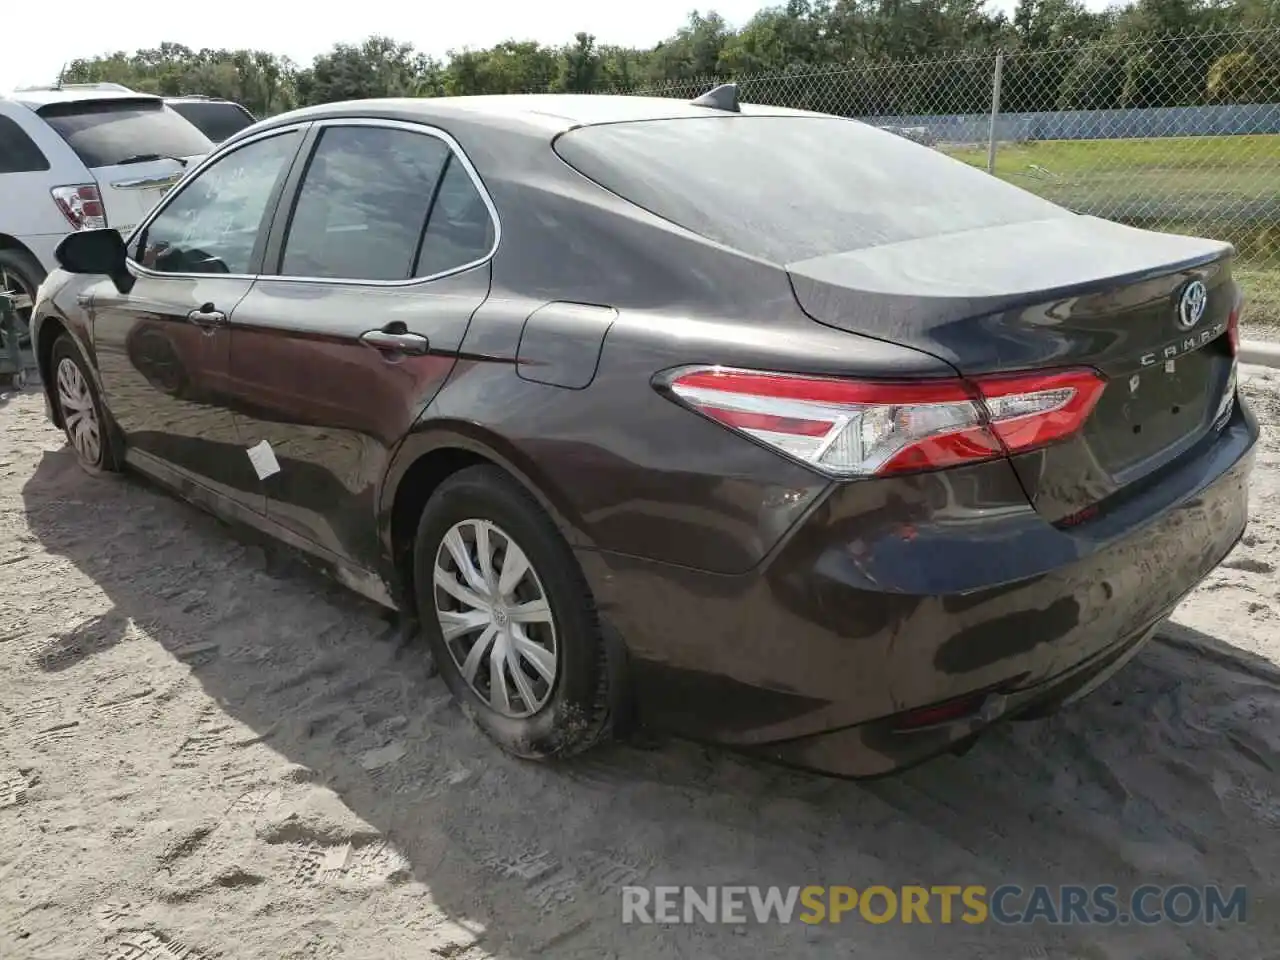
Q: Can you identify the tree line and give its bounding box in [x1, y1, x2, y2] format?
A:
[54, 0, 1280, 119]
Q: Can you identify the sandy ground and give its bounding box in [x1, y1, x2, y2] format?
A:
[0, 371, 1278, 960]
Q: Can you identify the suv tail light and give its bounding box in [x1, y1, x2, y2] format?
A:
[662, 366, 1106, 477]
[51, 184, 107, 231]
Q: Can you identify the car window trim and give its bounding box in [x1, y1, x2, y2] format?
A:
[261, 117, 501, 288]
[124, 122, 312, 282]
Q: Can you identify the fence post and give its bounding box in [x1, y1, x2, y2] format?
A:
[987, 50, 1004, 175]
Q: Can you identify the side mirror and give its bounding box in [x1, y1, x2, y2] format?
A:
[54, 229, 134, 294]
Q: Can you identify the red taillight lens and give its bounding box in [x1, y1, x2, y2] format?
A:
[1226, 295, 1242, 356]
[663, 365, 1106, 478]
[51, 184, 107, 231]
[973, 368, 1108, 452]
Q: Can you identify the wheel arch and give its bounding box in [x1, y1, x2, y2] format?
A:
[0, 233, 42, 261]
[379, 420, 592, 613]
[34, 315, 70, 427]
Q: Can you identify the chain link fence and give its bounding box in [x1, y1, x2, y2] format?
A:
[616, 27, 1280, 318]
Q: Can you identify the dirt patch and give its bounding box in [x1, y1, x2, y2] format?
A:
[1, 372, 1279, 959]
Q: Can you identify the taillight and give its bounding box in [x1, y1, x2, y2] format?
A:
[662, 365, 1106, 478]
[1226, 293, 1242, 356]
[51, 184, 107, 231]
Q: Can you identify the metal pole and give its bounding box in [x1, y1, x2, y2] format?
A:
[987, 50, 1004, 175]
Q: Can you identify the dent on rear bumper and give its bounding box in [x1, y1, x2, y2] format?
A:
[579, 398, 1258, 764]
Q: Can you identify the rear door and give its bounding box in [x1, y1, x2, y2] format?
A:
[91, 126, 305, 505]
[36, 97, 214, 238]
[226, 119, 495, 571]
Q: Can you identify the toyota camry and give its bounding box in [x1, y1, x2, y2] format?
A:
[29, 86, 1257, 777]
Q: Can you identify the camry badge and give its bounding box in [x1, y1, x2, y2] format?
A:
[1177, 280, 1208, 330]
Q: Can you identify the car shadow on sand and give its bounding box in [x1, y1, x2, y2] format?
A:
[19, 444, 1280, 960]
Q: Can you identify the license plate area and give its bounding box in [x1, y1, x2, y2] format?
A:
[1084, 344, 1227, 475]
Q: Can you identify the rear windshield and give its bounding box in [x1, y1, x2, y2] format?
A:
[553, 116, 1069, 263]
[37, 99, 213, 168]
[167, 100, 256, 143]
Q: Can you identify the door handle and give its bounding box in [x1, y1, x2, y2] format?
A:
[187, 303, 226, 327]
[360, 329, 430, 356]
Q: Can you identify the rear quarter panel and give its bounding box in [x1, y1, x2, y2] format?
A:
[391, 118, 966, 575]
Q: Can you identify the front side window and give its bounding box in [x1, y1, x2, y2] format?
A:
[278, 125, 493, 282]
[135, 131, 299, 275]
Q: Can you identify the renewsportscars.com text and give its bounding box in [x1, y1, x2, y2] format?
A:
[621, 884, 1248, 926]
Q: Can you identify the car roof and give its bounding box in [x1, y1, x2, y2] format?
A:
[259, 93, 818, 137]
[5, 88, 161, 109]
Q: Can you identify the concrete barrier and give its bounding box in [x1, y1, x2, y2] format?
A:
[1241, 339, 1280, 368]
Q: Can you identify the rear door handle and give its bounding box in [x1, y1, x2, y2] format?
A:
[360, 329, 430, 355]
[187, 303, 226, 327]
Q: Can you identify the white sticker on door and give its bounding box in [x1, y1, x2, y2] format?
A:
[247, 440, 281, 480]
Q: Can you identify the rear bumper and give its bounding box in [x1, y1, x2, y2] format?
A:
[578, 396, 1258, 776]
[751, 608, 1168, 778]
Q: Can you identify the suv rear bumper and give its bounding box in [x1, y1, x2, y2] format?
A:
[578, 396, 1258, 776]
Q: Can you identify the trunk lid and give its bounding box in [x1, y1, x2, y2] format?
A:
[787, 216, 1239, 521]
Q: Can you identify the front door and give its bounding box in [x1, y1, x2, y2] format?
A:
[91, 126, 305, 506]
[226, 120, 497, 572]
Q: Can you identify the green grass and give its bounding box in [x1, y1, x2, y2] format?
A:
[944, 136, 1280, 219]
[943, 136, 1280, 329]
[1236, 267, 1280, 330]
[945, 134, 1280, 173]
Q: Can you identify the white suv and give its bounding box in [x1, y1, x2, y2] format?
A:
[0, 84, 214, 341]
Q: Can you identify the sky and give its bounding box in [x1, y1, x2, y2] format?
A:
[4, 0, 1108, 92]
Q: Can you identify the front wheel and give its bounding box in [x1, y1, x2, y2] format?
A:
[51, 334, 122, 476]
[413, 465, 613, 759]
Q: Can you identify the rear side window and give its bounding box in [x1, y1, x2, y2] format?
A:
[0, 115, 49, 173]
[37, 99, 213, 168]
[553, 116, 1068, 264]
[167, 100, 256, 143]
[279, 125, 494, 282]
[414, 156, 496, 278]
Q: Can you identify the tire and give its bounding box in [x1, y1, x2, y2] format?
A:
[50, 333, 122, 476]
[413, 465, 613, 759]
[0, 247, 45, 349]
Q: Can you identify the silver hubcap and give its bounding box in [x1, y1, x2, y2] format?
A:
[433, 519, 557, 719]
[56, 357, 101, 465]
[1, 268, 34, 344]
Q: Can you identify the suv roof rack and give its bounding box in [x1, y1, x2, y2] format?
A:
[13, 81, 137, 94]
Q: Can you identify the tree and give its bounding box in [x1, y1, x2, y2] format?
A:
[296, 36, 435, 105]
[557, 33, 602, 92]
[442, 41, 560, 95]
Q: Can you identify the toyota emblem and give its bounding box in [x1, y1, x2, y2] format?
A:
[1177, 280, 1208, 330]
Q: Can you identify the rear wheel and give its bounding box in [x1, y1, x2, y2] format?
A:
[413, 465, 613, 759]
[51, 334, 122, 476]
[0, 248, 45, 350]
